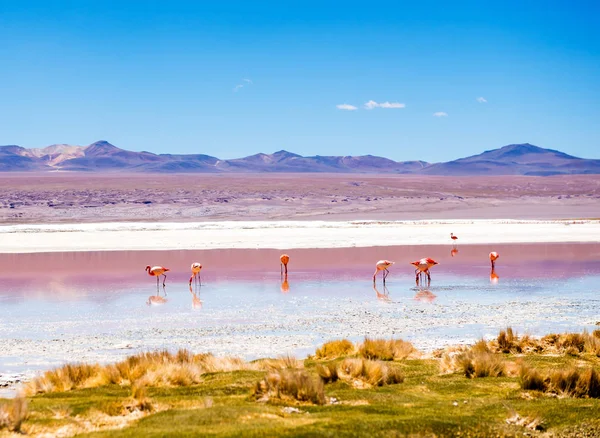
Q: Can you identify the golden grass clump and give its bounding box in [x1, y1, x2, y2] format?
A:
[26, 349, 257, 395]
[491, 328, 599, 356]
[520, 365, 600, 398]
[314, 339, 355, 359]
[519, 365, 547, 391]
[253, 370, 326, 405]
[497, 328, 519, 353]
[337, 358, 404, 388]
[253, 355, 304, 371]
[438, 346, 469, 375]
[457, 349, 505, 378]
[358, 338, 417, 361]
[0, 396, 28, 433]
[316, 362, 339, 384]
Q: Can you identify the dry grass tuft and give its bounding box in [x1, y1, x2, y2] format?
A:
[0, 396, 28, 432]
[498, 328, 519, 353]
[314, 339, 355, 359]
[520, 365, 600, 398]
[316, 362, 339, 384]
[520, 365, 547, 391]
[358, 338, 418, 361]
[127, 383, 154, 412]
[457, 350, 505, 378]
[489, 328, 600, 356]
[253, 370, 325, 405]
[254, 355, 304, 371]
[26, 350, 259, 395]
[337, 358, 404, 388]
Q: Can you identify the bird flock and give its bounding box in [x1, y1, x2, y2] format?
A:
[145, 235, 499, 289]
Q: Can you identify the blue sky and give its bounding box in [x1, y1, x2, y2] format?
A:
[0, 1, 598, 162]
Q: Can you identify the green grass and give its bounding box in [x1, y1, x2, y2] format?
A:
[3, 351, 600, 437]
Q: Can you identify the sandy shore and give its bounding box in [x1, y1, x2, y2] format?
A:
[1, 219, 599, 253]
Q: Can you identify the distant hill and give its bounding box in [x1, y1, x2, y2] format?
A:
[421, 143, 600, 176]
[0, 141, 598, 175]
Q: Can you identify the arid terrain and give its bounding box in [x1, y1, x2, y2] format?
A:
[2, 173, 600, 224]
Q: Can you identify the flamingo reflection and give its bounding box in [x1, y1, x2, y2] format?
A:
[490, 267, 499, 284]
[189, 284, 203, 309]
[280, 274, 290, 293]
[451, 247, 458, 257]
[414, 288, 437, 303]
[373, 283, 391, 302]
[147, 286, 167, 305]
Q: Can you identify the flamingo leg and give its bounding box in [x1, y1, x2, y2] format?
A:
[156, 276, 159, 287]
[162, 274, 167, 286]
[198, 272, 201, 286]
[281, 263, 283, 275]
[373, 270, 379, 282]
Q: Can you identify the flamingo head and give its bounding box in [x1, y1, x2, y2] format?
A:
[145, 265, 151, 272]
[425, 258, 439, 267]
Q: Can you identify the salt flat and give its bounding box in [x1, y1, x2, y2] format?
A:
[1, 219, 599, 253]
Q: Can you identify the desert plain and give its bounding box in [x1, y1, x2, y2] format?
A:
[2, 173, 600, 224]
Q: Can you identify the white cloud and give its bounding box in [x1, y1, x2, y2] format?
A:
[433, 112, 448, 117]
[364, 100, 406, 110]
[233, 78, 253, 92]
[336, 104, 358, 111]
[476, 97, 487, 103]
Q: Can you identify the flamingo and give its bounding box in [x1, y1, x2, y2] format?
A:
[281, 274, 290, 293]
[146, 265, 170, 286]
[280, 254, 290, 275]
[489, 251, 499, 269]
[373, 260, 394, 283]
[450, 233, 458, 242]
[410, 258, 439, 283]
[189, 262, 202, 285]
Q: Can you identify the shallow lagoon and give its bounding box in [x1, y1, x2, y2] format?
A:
[1, 244, 599, 383]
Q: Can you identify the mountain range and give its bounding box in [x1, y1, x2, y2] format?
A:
[1, 141, 599, 175]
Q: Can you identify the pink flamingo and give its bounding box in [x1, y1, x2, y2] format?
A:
[189, 262, 202, 285]
[410, 258, 439, 283]
[280, 254, 290, 275]
[373, 260, 394, 283]
[489, 251, 499, 269]
[146, 265, 170, 286]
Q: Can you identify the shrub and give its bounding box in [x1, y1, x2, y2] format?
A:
[315, 339, 355, 359]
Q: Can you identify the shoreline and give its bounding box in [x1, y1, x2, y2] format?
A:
[1, 219, 600, 253]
